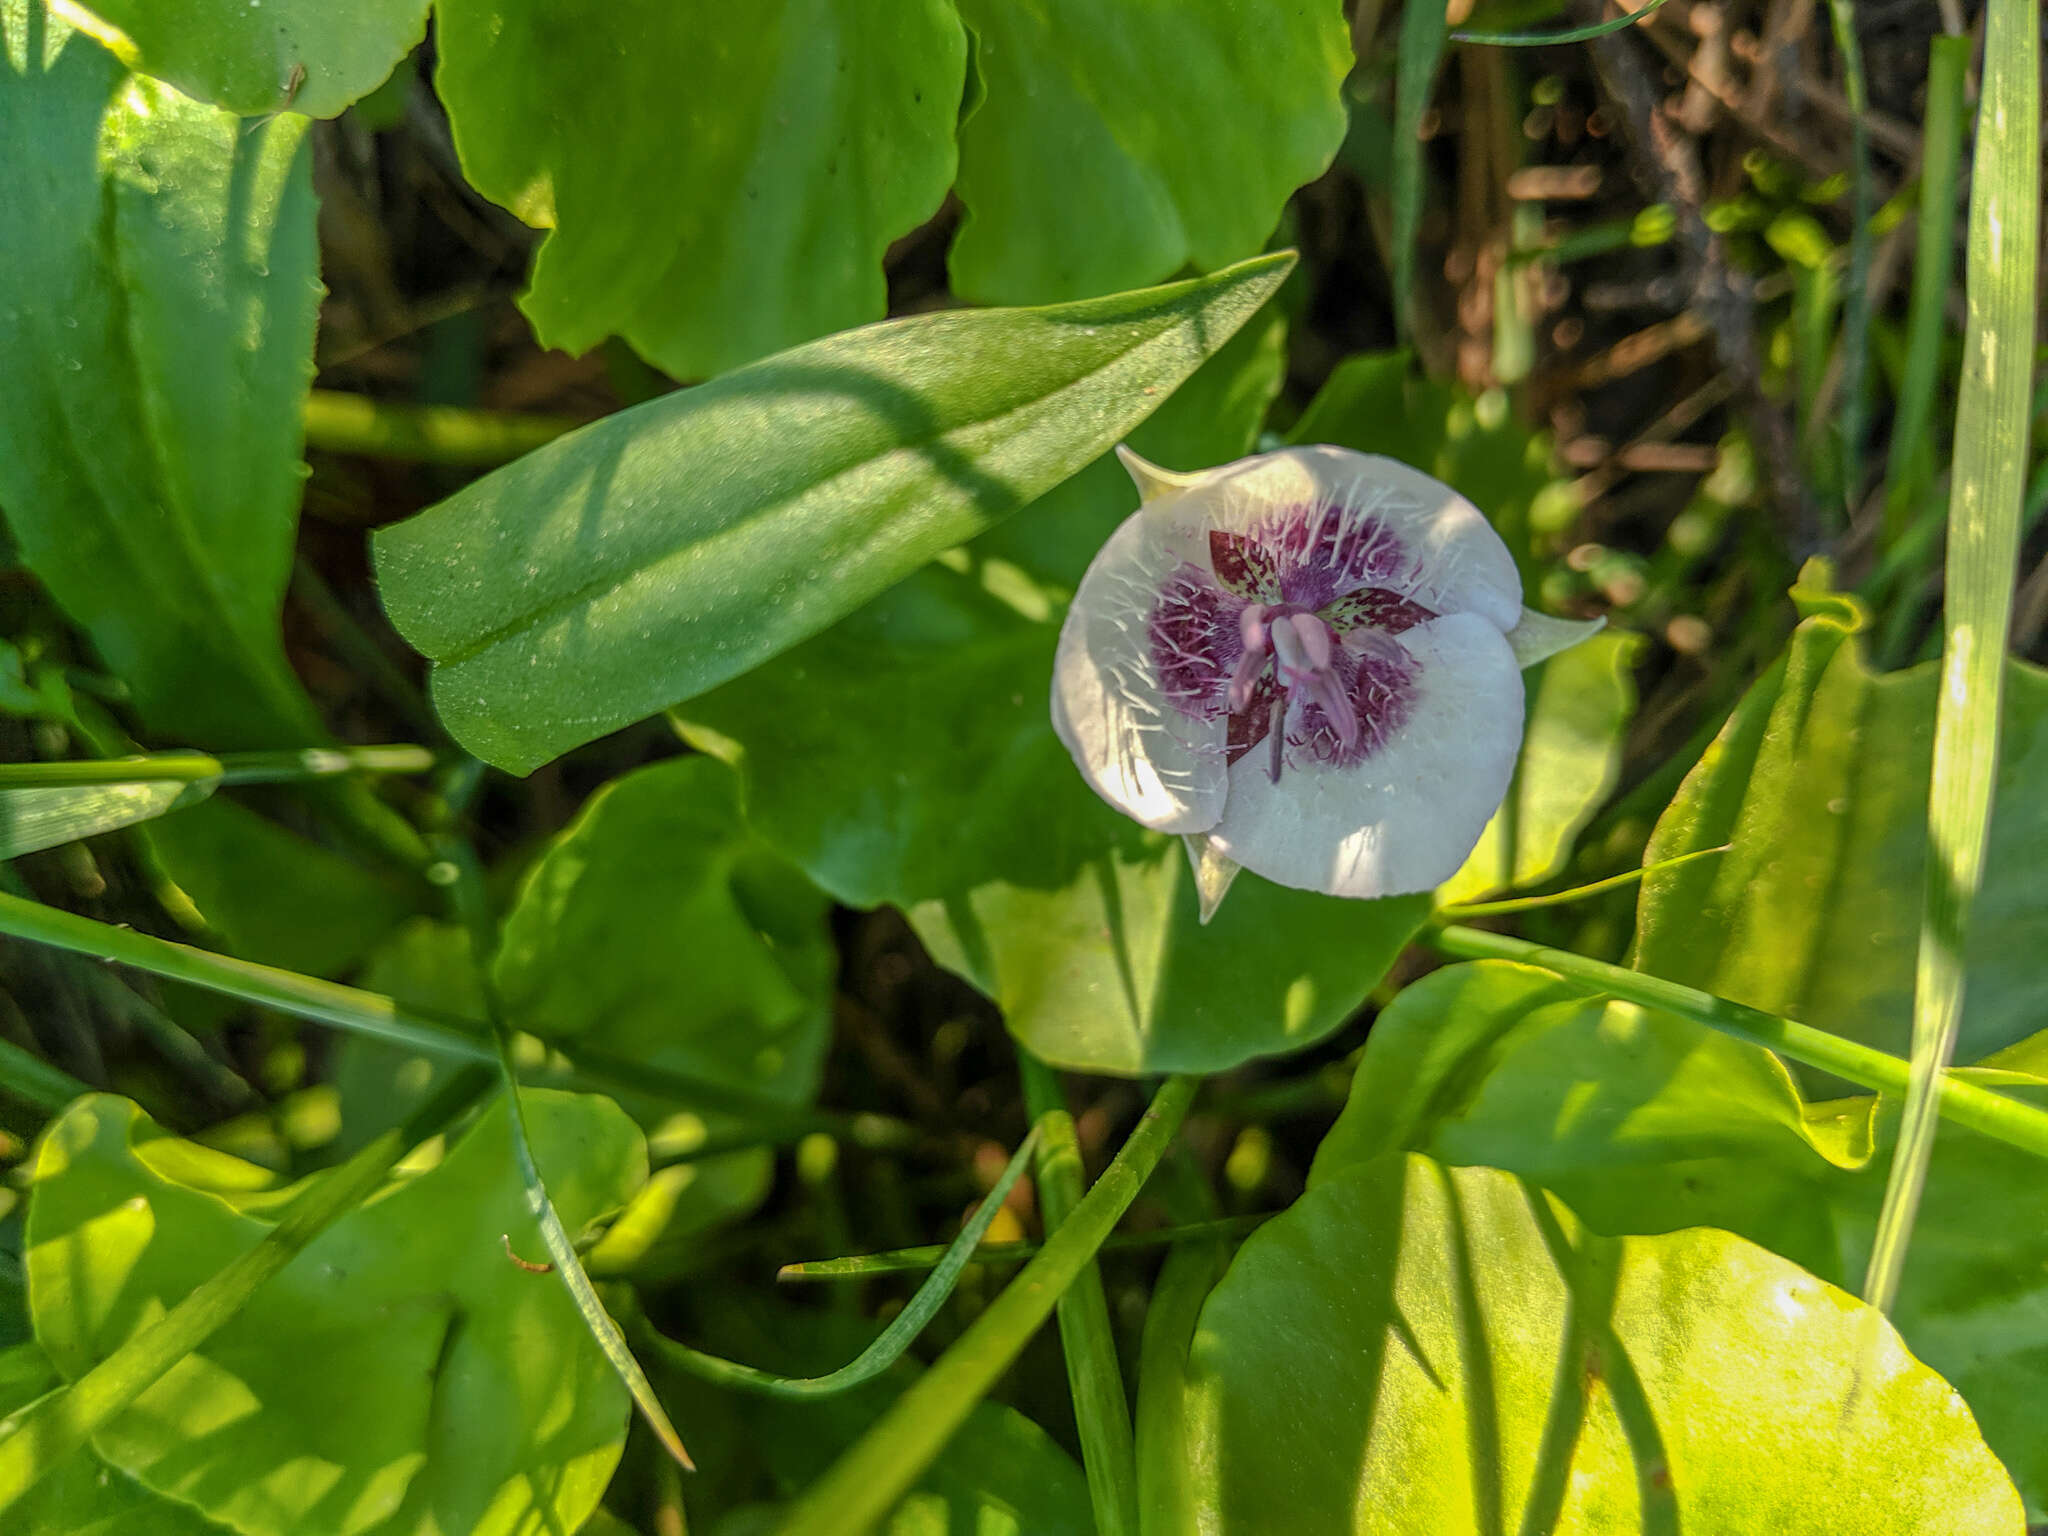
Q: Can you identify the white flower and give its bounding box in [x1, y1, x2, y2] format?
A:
[1051, 444, 1602, 919]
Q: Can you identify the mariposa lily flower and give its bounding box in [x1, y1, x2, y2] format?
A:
[1051, 444, 1602, 919]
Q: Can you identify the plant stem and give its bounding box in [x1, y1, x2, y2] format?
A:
[1020, 1052, 1139, 1536]
[776, 1215, 1272, 1283]
[0, 745, 435, 789]
[1429, 926, 2048, 1161]
[775, 1075, 1198, 1536]
[0, 1036, 88, 1112]
[0, 890, 911, 1148]
[302, 389, 584, 465]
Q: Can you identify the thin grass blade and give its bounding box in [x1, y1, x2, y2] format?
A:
[1392, 0, 1449, 336]
[642, 1128, 1040, 1398]
[1880, 36, 1972, 545]
[1823, 0, 1873, 510]
[1863, 0, 2041, 1315]
[1451, 0, 1675, 46]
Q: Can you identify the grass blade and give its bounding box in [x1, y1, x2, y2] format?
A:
[640, 1128, 1040, 1398]
[1863, 0, 2040, 1315]
[493, 1025, 694, 1470]
[1879, 36, 1971, 546]
[1451, 0, 1676, 46]
[0, 1038, 87, 1113]
[1434, 843, 1731, 919]
[1823, 0, 1873, 509]
[775, 1216, 1272, 1283]
[773, 1075, 1199, 1536]
[1020, 1051, 1138, 1536]
[1428, 926, 2048, 1162]
[0, 1067, 489, 1515]
[1392, 0, 1449, 337]
[0, 780, 214, 859]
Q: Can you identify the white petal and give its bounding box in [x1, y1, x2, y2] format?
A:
[1123, 444, 1523, 633]
[1505, 607, 1605, 668]
[1205, 611, 1523, 899]
[1051, 506, 1229, 834]
[1182, 832, 1242, 925]
[1115, 444, 1213, 504]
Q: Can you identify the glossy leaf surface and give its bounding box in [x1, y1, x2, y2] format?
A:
[434, 0, 965, 378]
[0, 3, 324, 749]
[1633, 599, 2048, 1076]
[58, 0, 425, 116]
[26, 1091, 644, 1536]
[1311, 959, 2048, 1512]
[1162, 1151, 2022, 1532]
[949, 0, 1350, 302]
[375, 254, 1292, 773]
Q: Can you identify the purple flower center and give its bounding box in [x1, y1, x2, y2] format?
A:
[1148, 504, 1436, 781]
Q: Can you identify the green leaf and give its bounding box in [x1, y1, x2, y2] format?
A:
[432, 0, 966, 378]
[1391, 0, 1448, 336]
[0, 1342, 230, 1536]
[1867, 0, 2040, 1319]
[1310, 959, 2048, 1514]
[911, 845, 1428, 1076]
[493, 756, 835, 1108]
[1162, 1151, 2023, 1532]
[25, 1090, 644, 1536]
[56, 0, 425, 116]
[373, 254, 1294, 774]
[1438, 628, 1639, 904]
[0, 3, 324, 749]
[0, 778, 214, 860]
[947, 0, 1348, 303]
[139, 799, 416, 979]
[1633, 602, 2048, 1081]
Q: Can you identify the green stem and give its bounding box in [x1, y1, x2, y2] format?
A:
[0, 1036, 88, 1113]
[775, 1075, 1198, 1536]
[302, 390, 583, 465]
[0, 745, 435, 789]
[1452, 0, 1675, 45]
[1429, 926, 2048, 1160]
[1824, 0, 1872, 513]
[1020, 1053, 1138, 1536]
[0, 1066, 490, 1515]
[0, 889, 910, 1146]
[776, 1215, 1272, 1283]
[641, 1130, 1041, 1399]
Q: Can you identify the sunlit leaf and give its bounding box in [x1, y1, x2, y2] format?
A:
[374, 254, 1293, 773]
[1633, 600, 2048, 1081]
[0, 2, 324, 749]
[0, 778, 213, 860]
[433, 0, 966, 378]
[55, 0, 425, 116]
[1161, 1151, 2022, 1532]
[26, 1091, 644, 1536]
[1310, 959, 2048, 1512]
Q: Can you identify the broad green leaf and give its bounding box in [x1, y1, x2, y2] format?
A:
[911, 844, 1428, 1076]
[1310, 959, 2048, 1513]
[0, 778, 214, 860]
[139, 799, 415, 979]
[374, 254, 1293, 773]
[433, 0, 965, 379]
[0, 1342, 230, 1536]
[494, 755, 834, 1108]
[1162, 1151, 2022, 1533]
[1438, 628, 1639, 904]
[1633, 601, 2048, 1078]
[26, 1091, 643, 1536]
[493, 756, 832, 1265]
[55, 0, 425, 116]
[947, 0, 1349, 303]
[0, 3, 325, 749]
